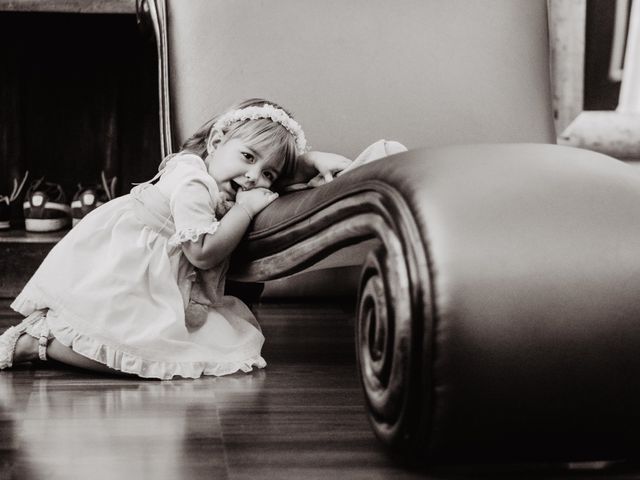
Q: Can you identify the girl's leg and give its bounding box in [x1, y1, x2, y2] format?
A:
[6, 311, 128, 375]
[14, 334, 119, 374]
[46, 339, 126, 375]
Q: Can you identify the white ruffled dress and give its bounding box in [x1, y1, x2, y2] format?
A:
[11, 154, 266, 379]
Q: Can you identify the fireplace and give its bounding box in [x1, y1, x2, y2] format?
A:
[0, 2, 160, 297]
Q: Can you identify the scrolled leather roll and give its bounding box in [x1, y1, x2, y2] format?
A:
[232, 143, 640, 463]
[359, 144, 640, 463]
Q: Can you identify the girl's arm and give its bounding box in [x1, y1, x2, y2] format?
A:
[181, 188, 278, 270]
[278, 151, 352, 188]
[181, 204, 251, 270]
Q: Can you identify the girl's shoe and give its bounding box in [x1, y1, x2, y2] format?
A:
[0, 310, 50, 369]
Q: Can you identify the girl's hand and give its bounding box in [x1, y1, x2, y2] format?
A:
[301, 151, 352, 183]
[214, 191, 235, 218]
[236, 187, 279, 217]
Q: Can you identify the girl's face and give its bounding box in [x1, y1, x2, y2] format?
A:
[205, 138, 282, 198]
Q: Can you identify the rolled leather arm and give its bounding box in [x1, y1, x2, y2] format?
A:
[230, 144, 640, 463]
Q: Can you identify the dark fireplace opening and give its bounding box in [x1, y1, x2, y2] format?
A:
[0, 11, 160, 228]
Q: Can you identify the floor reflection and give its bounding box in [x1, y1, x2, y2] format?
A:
[0, 367, 265, 479]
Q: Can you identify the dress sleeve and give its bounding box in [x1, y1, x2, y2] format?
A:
[168, 170, 220, 247]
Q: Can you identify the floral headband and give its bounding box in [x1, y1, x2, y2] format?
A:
[207, 104, 308, 155]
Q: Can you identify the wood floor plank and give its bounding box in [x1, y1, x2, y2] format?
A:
[2, 301, 638, 479]
[0, 301, 426, 480]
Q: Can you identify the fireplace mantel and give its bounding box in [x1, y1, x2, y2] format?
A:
[0, 0, 135, 14]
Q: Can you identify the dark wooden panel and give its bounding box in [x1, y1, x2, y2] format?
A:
[0, 242, 55, 298]
[0, 230, 67, 244]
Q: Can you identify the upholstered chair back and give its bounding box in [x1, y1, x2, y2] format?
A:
[163, 0, 555, 159]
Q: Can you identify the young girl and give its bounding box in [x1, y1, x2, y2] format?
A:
[0, 98, 351, 380]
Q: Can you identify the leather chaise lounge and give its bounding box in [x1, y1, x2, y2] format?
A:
[141, 0, 640, 465]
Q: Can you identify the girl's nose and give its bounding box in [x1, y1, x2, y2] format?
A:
[245, 166, 260, 184]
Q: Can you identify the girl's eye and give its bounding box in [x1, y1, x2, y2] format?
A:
[263, 171, 274, 181]
[242, 152, 255, 163]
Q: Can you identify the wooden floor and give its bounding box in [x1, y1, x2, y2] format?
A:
[1, 300, 640, 479]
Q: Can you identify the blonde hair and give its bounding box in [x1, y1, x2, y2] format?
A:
[177, 98, 298, 180]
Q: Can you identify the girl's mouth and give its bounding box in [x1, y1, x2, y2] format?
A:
[229, 180, 243, 192]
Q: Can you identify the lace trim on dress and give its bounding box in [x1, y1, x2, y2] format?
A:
[51, 319, 265, 380]
[11, 288, 267, 380]
[168, 223, 220, 247]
